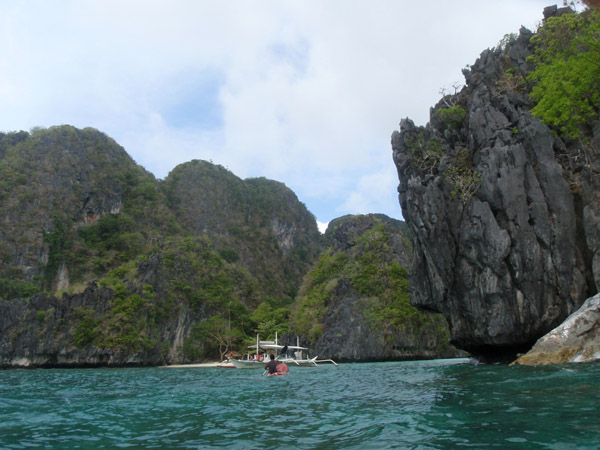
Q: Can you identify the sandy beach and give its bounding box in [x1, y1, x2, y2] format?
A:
[160, 362, 222, 368]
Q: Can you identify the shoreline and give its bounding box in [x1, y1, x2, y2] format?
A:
[160, 362, 222, 368]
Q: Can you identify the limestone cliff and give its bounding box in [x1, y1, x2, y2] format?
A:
[0, 126, 154, 288]
[0, 244, 258, 368]
[164, 161, 323, 300]
[0, 126, 323, 367]
[392, 8, 600, 361]
[291, 214, 463, 362]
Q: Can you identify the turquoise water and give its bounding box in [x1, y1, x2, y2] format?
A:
[1, 359, 599, 449]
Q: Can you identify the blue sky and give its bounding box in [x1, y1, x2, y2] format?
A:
[0, 0, 553, 231]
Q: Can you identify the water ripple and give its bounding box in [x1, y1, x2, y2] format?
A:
[1, 359, 599, 448]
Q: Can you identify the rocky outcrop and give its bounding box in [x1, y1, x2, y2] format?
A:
[0, 127, 326, 368]
[312, 278, 462, 362]
[164, 161, 323, 299]
[0, 254, 212, 368]
[0, 284, 145, 368]
[0, 126, 155, 284]
[392, 16, 599, 361]
[294, 214, 464, 362]
[512, 293, 600, 365]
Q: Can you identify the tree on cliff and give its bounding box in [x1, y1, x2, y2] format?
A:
[528, 8, 600, 138]
[570, 0, 600, 11]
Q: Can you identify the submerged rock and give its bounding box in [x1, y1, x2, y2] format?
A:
[512, 294, 600, 365]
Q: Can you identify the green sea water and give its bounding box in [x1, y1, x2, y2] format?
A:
[1, 358, 599, 449]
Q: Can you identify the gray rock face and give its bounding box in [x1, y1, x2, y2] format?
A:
[392, 26, 599, 361]
[0, 126, 140, 283]
[313, 278, 459, 362]
[0, 284, 135, 368]
[513, 293, 600, 365]
[0, 255, 198, 368]
[304, 214, 463, 362]
[0, 129, 326, 368]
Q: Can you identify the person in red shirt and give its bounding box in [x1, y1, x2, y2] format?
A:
[276, 360, 289, 375]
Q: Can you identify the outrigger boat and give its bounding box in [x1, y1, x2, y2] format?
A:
[229, 334, 338, 369]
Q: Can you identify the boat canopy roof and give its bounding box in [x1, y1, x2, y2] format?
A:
[247, 341, 308, 351]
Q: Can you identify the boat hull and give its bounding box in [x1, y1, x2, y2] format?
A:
[216, 361, 236, 369]
[230, 359, 266, 369]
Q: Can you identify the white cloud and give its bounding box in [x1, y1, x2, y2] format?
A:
[340, 167, 400, 218]
[317, 221, 329, 234]
[0, 0, 552, 223]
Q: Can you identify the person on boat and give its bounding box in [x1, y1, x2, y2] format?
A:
[276, 360, 289, 375]
[265, 353, 278, 374]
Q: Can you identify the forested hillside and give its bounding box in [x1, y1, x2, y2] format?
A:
[0, 126, 324, 366]
[291, 214, 460, 361]
[0, 124, 459, 367]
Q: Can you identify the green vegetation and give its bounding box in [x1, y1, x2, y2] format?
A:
[435, 104, 468, 130]
[70, 263, 165, 353]
[162, 235, 301, 359]
[35, 307, 54, 322]
[69, 235, 254, 356]
[0, 126, 177, 294]
[250, 300, 291, 340]
[72, 307, 100, 347]
[347, 225, 441, 340]
[0, 278, 39, 300]
[292, 220, 446, 347]
[3, 125, 433, 363]
[444, 148, 481, 204]
[292, 251, 348, 342]
[0, 126, 317, 359]
[405, 130, 444, 173]
[528, 9, 600, 138]
[78, 214, 144, 275]
[43, 213, 72, 288]
[496, 67, 526, 94]
[101, 292, 156, 352]
[184, 315, 244, 361]
[0, 129, 318, 312]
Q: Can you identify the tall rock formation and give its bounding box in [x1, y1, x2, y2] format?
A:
[164, 160, 323, 300]
[0, 126, 157, 288]
[0, 126, 324, 367]
[392, 9, 600, 361]
[291, 214, 462, 362]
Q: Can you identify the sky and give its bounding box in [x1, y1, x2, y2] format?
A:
[0, 1, 553, 231]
